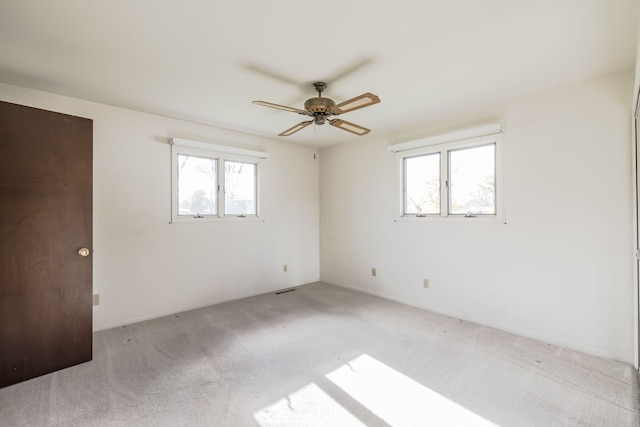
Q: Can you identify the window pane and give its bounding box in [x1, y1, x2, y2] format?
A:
[225, 161, 256, 215]
[404, 153, 440, 215]
[449, 144, 495, 215]
[177, 154, 217, 216]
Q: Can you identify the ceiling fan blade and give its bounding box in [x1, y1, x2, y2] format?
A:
[329, 119, 371, 136]
[252, 100, 307, 115]
[279, 120, 313, 136]
[330, 93, 380, 114]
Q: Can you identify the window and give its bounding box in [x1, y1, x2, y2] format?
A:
[404, 152, 440, 215]
[224, 160, 256, 215]
[177, 154, 218, 216]
[390, 125, 502, 220]
[448, 143, 495, 215]
[171, 138, 268, 222]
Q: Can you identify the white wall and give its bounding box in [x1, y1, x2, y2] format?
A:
[0, 83, 320, 331]
[320, 70, 635, 364]
[2, 70, 634, 363]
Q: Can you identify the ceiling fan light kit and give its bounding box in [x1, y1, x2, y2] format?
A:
[253, 81, 380, 137]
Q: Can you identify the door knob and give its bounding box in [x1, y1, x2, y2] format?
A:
[78, 248, 90, 257]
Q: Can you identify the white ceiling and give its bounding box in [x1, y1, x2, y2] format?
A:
[0, 1, 637, 148]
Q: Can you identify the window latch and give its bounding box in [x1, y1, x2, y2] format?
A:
[194, 214, 204, 219]
[464, 213, 476, 218]
[237, 215, 246, 218]
[416, 214, 426, 218]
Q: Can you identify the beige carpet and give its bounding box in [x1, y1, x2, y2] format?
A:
[1, 282, 638, 426]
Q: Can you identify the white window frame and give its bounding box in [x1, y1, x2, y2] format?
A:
[170, 138, 268, 223]
[390, 125, 504, 223]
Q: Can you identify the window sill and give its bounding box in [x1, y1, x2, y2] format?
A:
[170, 216, 265, 224]
[394, 215, 505, 224]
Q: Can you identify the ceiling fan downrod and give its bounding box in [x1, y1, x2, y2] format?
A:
[313, 81, 327, 96]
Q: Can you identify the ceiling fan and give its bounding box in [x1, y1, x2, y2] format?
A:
[252, 82, 380, 137]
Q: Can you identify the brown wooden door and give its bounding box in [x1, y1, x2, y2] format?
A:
[0, 101, 93, 388]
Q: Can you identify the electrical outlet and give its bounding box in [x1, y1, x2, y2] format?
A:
[423, 279, 429, 289]
[371, 268, 377, 277]
[93, 294, 100, 306]
[283, 264, 288, 272]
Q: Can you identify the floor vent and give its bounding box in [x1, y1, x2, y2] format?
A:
[275, 289, 296, 295]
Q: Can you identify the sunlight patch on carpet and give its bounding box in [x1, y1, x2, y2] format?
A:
[326, 354, 497, 427]
[254, 382, 366, 427]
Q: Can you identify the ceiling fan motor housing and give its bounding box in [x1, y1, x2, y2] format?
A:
[305, 97, 336, 125]
[304, 97, 335, 113]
